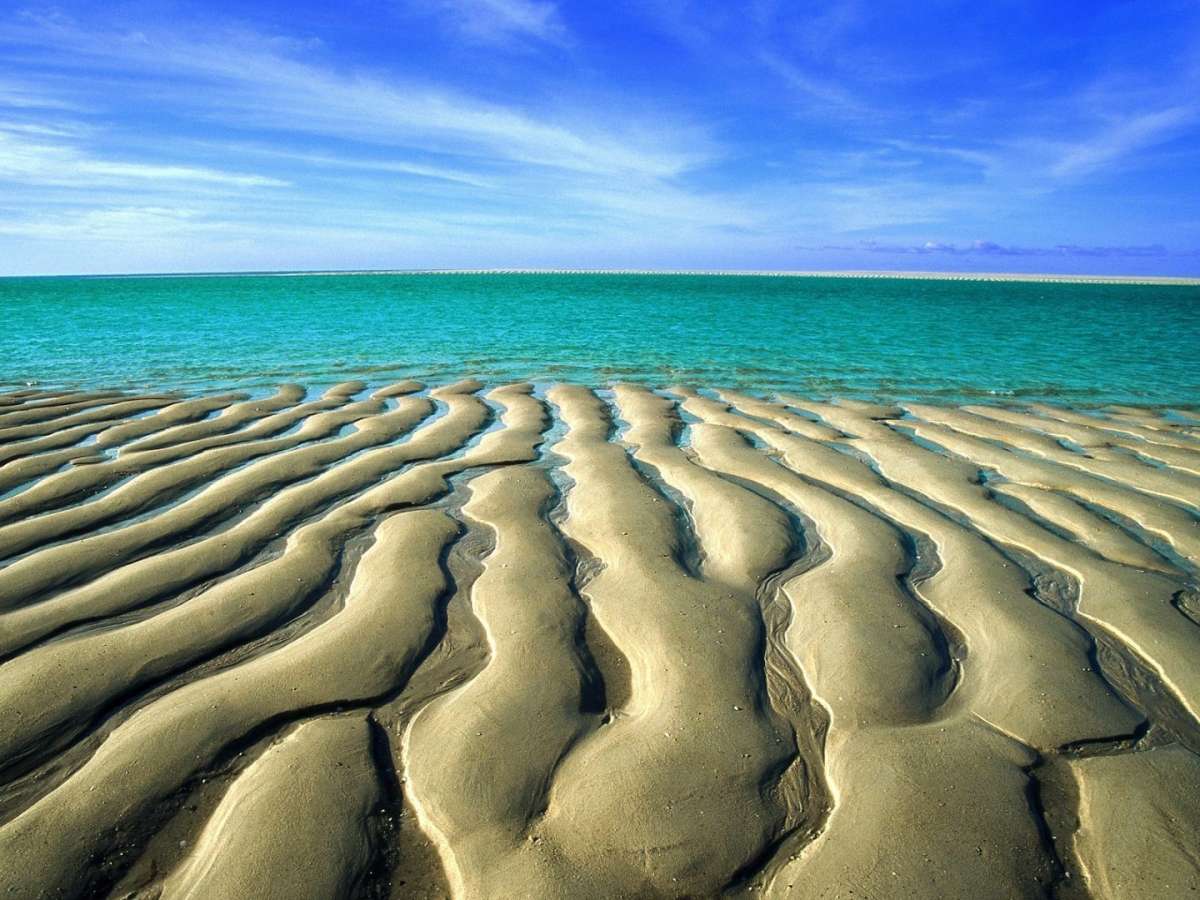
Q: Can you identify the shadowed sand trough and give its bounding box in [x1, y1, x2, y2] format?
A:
[0, 381, 1197, 899]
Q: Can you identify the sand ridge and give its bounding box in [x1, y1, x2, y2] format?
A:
[0, 382, 1196, 898]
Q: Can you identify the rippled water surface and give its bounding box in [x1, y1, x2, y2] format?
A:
[1, 272, 1196, 403]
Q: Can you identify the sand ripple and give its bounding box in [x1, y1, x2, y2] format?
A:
[0, 382, 1197, 898]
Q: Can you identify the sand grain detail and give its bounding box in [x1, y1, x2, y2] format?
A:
[0, 382, 1197, 899]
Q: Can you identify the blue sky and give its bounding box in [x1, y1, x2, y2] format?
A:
[1, 0, 1198, 275]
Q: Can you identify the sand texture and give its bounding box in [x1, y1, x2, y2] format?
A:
[0, 382, 1197, 899]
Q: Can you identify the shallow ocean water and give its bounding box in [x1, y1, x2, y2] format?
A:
[1, 272, 1196, 404]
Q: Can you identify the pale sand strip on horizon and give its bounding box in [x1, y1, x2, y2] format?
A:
[0, 382, 1196, 899]
[44, 268, 1200, 285]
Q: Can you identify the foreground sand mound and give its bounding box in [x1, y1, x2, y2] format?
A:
[0, 382, 1196, 899]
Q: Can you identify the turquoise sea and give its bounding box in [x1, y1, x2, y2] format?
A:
[1, 272, 1197, 405]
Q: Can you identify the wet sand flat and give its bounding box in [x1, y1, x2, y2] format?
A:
[0, 382, 1197, 899]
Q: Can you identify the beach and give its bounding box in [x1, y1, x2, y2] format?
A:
[5, 0, 1200, 892]
[0, 380, 1197, 898]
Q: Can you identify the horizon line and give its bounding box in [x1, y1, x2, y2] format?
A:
[3, 268, 1199, 286]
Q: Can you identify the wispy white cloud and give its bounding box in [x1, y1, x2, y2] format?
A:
[878, 139, 1005, 180]
[0, 129, 289, 189]
[1048, 105, 1196, 178]
[202, 142, 499, 189]
[0, 77, 84, 111]
[0, 13, 739, 265]
[801, 181, 984, 233]
[0, 119, 88, 138]
[668, 1, 1200, 200]
[0, 205, 209, 240]
[758, 52, 863, 114]
[0, 16, 699, 179]
[428, 0, 568, 46]
[861, 91, 1197, 191]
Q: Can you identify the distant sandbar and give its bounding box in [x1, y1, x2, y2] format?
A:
[39, 268, 1200, 284]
